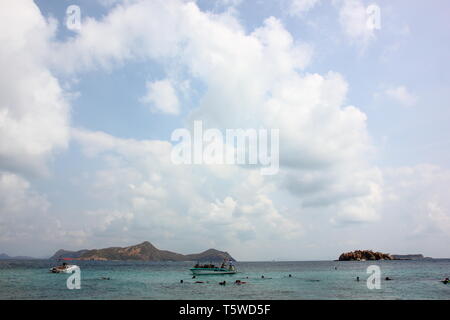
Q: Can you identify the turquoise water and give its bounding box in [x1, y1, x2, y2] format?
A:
[0, 259, 449, 299]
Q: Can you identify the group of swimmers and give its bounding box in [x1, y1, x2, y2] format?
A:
[356, 276, 392, 281]
[183, 274, 450, 285]
[356, 276, 449, 283]
[180, 279, 247, 285]
[182, 274, 279, 285]
[193, 263, 217, 269]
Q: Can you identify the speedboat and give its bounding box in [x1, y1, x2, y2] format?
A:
[50, 263, 79, 273]
[190, 261, 237, 275]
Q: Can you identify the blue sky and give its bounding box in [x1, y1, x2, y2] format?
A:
[1, 0, 450, 260]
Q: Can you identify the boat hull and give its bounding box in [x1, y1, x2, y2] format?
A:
[50, 265, 79, 273]
[190, 268, 237, 275]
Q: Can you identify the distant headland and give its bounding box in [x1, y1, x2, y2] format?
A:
[50, 241, 236, 262]
[0, 253, 36, 260]
[338, 250, 432, 261]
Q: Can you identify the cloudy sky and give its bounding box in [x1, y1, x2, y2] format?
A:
[1, 0, 450, 260]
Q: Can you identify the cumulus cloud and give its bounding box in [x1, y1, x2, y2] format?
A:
[385, 86, 417, 107]
[46, 0, 380, 249]
[0, 0, 71, 175]
[140, 79, 180, 115]
[71, 128, 301, 259]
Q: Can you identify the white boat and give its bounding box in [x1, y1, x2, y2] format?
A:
[50, 263, 79, 273]
[190, 261, 237, 275]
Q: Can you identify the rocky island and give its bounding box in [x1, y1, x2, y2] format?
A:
[338, 250, 393, 261]
[50, 241, 235, 262]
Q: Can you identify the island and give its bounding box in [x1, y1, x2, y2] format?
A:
[0, 253, 36, 260]
[50, 241, 235, 262]
[338, 250, 393, 261]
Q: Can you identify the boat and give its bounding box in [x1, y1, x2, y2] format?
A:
[50, 262, 79, 273]
[190, 260, 237, 275]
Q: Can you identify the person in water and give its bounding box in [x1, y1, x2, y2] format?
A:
[385, 277, 392, 281]
[442, 277, 449, 284]
[356, 277, 360, 281]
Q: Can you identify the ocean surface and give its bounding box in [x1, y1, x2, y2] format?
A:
[0, 259, 449, 300]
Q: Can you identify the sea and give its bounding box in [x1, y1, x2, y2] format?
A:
[0, 259, 449, 300]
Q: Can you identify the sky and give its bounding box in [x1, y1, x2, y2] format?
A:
[0, 0, 450, 260]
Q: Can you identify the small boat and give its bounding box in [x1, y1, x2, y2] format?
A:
[50, 262, 79, 273]
[190, 260, 237, 275]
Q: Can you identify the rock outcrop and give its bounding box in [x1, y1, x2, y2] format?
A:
[50, 241, 235, 262]
[338, 250, 393, 261]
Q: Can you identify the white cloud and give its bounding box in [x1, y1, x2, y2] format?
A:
[0, 171, 51, 249]
[140, 79, 180, 115]
[0, 171, 49, 217]
[337, 0, 376, 47]
[380, 165, 450, 256]
[0, 0, 70, 175]
[385, 86, 417, 107]
[47, 1, 381, 250]
[71, 128, 302, 259]
[289, 0, 320, 16]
